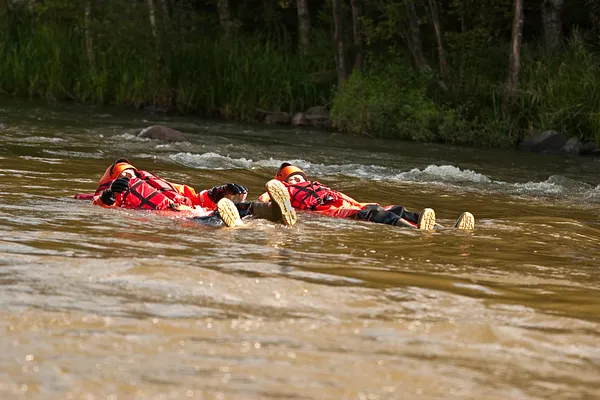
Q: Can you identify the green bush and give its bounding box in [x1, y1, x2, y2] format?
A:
[330, 59, 441, 141]
[171, 35, 333, 119]
[0, 7, 333, 118]
[518, 36, 600, 143]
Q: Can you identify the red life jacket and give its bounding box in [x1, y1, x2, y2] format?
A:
[287, 181, 341, 211]
[117, 170, 193, 210]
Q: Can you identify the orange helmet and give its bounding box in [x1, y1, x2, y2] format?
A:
[275, 163, 308, 182]
[98, 158, 137, 186]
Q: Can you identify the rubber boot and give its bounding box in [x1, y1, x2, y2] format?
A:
[250, 202, 280, 222]
[234, 201, 253, 218]
[250, 201, 296, 226]
[249, 179, 298, 226]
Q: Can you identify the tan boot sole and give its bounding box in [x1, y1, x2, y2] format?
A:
[217, 198, 243, 227]
[454, 212, 475, 230]
[265, 179, 297, 226]
[418, 208, 436, 231]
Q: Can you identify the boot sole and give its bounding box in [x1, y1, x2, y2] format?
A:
[265, 180, 297, 226]
[217, 198, 243, 227]
[454, 212, 475, 230]
[418, 208, 436, 231]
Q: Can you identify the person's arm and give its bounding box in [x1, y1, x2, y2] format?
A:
[92, 178, 129, 208]
[168, 182, 214, 209]
[172, 182, 247, 209]
[196, 189, 218, 209]
[171, 182, 199, 201]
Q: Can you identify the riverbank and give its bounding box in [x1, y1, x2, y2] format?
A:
[2, 4, 600, 152]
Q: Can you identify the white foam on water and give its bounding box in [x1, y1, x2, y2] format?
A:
[112, 133, 139, 140]
[512, 175, 593, 196]
[395, 165, 492, 184]
[311, 163, 392, 180]
[166, 152, 600, 204]
[43, 150, 105, 159]
[170, 152, 255, 170]
[583, 184, 600, 201]
[20, 156, 64, 165]
[20, 136, 64, 143]
[170, 153, 317, 171]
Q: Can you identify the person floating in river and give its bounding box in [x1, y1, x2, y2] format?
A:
[81, 158, 296, 227]
[257, 163, 475, 231]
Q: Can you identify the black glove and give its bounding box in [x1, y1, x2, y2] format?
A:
[323, 195, 335, 204]
[110, 177, 130, 193]
[100, 177, 130, 206]
[207, 183, 248, 203]
[100, 189, 116, 206]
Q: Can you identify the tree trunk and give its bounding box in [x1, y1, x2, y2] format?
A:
[332, 0, 347, 86]
[587, 0, 600, 33]
[84, 0, 95, 72]
[503, 0, 524, 112]
[350, 0, 363, 71]
[296, 0, 310, 50]
[541, 0, 563, 54]
[217, 0, 232, 36]
[147, 0, 159, 47]
[406, 0, 428, 71]
[159, 0, 168, 16]
[427, 0, 451, 89]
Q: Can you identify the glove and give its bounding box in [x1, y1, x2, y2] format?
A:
[100, 189, 116, 206]
[207, 183, 248, 203]
[110, 177, 130, 193]
[323, 195, 335, 204]
[100, 177, 130, 206]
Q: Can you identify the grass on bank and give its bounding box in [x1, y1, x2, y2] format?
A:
[0, 11, 333, 121]
[2, 8, 600, 147]
[332, 37, 600, 146]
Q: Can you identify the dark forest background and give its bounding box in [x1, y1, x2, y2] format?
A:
[1, 0, 598, 147]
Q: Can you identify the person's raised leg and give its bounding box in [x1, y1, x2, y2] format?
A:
[241, 180, 297, 226]
[264, 179, 297, 226]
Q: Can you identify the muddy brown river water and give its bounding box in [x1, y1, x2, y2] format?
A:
[1, 100, 599, 399]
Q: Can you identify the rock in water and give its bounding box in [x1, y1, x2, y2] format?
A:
[519, 130, 568, 153]
[305, 106, 330, 128]
[137, 125, 186, 142]
[291, 112, 309, 126]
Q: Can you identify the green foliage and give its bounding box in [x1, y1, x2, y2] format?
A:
[518, 36, 600, 143]
[436, 101, 515, 148]
[171, 35, 333, 119]
[1, 0, 600, 150]
[0, 4, 333, 118]
[330, 58, 440, 141]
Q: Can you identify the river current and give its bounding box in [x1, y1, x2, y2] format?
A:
[1, 100, 599, 399]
